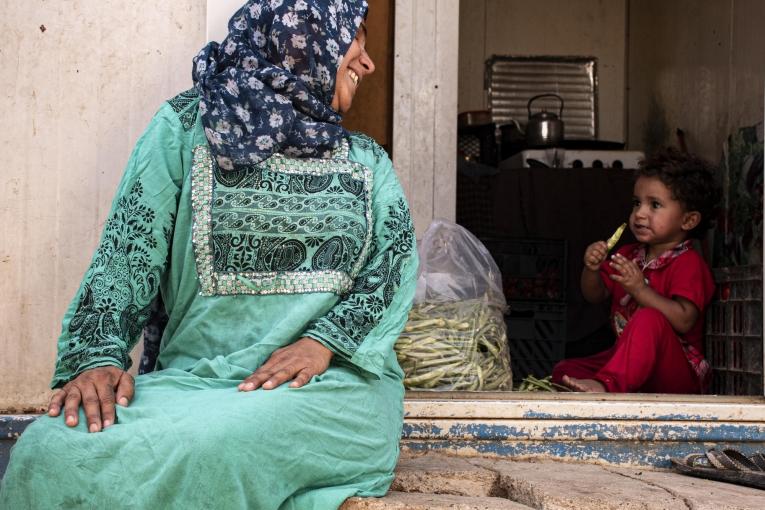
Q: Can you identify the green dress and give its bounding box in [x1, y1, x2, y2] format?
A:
[0, 91, 418, 509]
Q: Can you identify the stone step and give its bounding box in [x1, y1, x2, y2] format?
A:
[470, 457, 765, 509]
[341, 491, 532, 509]
[387, 453, 765, 510]
[391, 453, 503, 497]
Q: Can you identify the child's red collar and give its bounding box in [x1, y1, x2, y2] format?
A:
[628, 240, 692, 271]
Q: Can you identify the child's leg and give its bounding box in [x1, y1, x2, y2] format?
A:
[551, 347, 615, 384]
[594, 307, 699, 393]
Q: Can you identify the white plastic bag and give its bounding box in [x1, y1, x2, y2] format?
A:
[414, 219, 505, 306]
[396, 219, 512, 390]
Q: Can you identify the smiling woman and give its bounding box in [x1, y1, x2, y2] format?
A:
[0, 1, 418, 508]
[332, 21, 375, 113]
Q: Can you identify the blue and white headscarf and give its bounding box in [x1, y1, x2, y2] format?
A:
[192, 0, 368, 170]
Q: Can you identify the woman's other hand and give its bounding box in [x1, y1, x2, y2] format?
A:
[239, 337, 333, 391]
[583, 240, 608, 272]
[47, 366, 134, 433]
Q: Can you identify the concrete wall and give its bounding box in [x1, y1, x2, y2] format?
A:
[393, 0, 459, 233]
[458, 0, 627, 143]
[0, 0, 207, 410]
[627, 0, 765, 162]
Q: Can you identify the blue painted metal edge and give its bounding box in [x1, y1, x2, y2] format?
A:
[0, 415, 36, 438]
[400, 440, 765, 468]
[400, 418, 765, 468]
[1, 415, 38, 480]
[402, 421, 765, 442]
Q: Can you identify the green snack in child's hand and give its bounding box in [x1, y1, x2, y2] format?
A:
[606, 223, 627, 251]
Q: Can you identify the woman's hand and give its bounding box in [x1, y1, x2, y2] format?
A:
[239, 337, 333, 391]
[608, 253, 647, 297]
[583, 241, 608, 272]
[47, 366, 134, 433]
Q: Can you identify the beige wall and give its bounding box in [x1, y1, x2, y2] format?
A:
[459, 0, 627, 142]
[627, 0, 765, 162]
[0, 0, 206, 410]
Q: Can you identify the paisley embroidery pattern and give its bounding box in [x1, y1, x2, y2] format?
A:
[190, 139, 373, 296]
[167, 89, 199, 132]
[303, 196, 415, 355]
[54, 181, 173, 383]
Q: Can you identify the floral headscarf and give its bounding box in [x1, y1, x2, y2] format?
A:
[192, 0, 368, 170]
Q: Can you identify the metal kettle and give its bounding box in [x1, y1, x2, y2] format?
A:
[526, 94, 564, 147]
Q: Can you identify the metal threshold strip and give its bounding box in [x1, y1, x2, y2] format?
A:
[402, 392, 765, 467]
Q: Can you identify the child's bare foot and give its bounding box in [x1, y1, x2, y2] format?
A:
[561, 375, 606, 392]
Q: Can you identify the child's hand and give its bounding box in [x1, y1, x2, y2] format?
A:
[583, 241, 608, 272]
[608, 253, 647, 296]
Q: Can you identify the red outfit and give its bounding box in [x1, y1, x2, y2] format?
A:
[553, 241, 715, 393]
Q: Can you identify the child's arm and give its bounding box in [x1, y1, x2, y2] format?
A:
[581, 241, 610, 303]
[608, 253, 699, 333]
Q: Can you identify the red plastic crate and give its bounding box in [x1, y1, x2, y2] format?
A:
[481, 238, 567, 301]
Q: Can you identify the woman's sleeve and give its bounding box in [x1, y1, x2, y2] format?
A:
[51, 104, 189, 388]
[302, 135, 419, 378]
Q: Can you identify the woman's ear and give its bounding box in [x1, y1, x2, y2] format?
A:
[681, 211, 701, 231]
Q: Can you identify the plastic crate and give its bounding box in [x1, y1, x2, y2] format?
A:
[456, 173, 496, 237]
[481, 238, 567, 301]
[505, 301, 567, 381]
[705, 265, 763, 395]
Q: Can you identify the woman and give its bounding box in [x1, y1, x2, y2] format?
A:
[0, 1, 417, 508]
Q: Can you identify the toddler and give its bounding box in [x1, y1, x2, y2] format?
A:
[553, 149, 719, 393]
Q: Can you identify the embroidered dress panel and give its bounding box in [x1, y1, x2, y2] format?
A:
[191, 142, 373, 296]
[303, 195, 415, 357]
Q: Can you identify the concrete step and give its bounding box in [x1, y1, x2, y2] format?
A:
[391, 453, 503, 497]
[380, 453, 765, 510]
[341, 491, 532, 509]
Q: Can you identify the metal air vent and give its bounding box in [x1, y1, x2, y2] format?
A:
[486, 56, 598, 139]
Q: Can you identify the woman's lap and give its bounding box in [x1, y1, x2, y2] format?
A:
[1, 364, 403, 509]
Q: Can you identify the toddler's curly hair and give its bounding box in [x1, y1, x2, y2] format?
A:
[636, 148, 720, 238]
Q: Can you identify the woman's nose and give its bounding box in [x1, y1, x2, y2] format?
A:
[359, 49, 375, 75]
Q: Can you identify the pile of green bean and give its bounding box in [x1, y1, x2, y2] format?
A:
[395, 299, 513, 391]
[516, 375, 571, 392]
